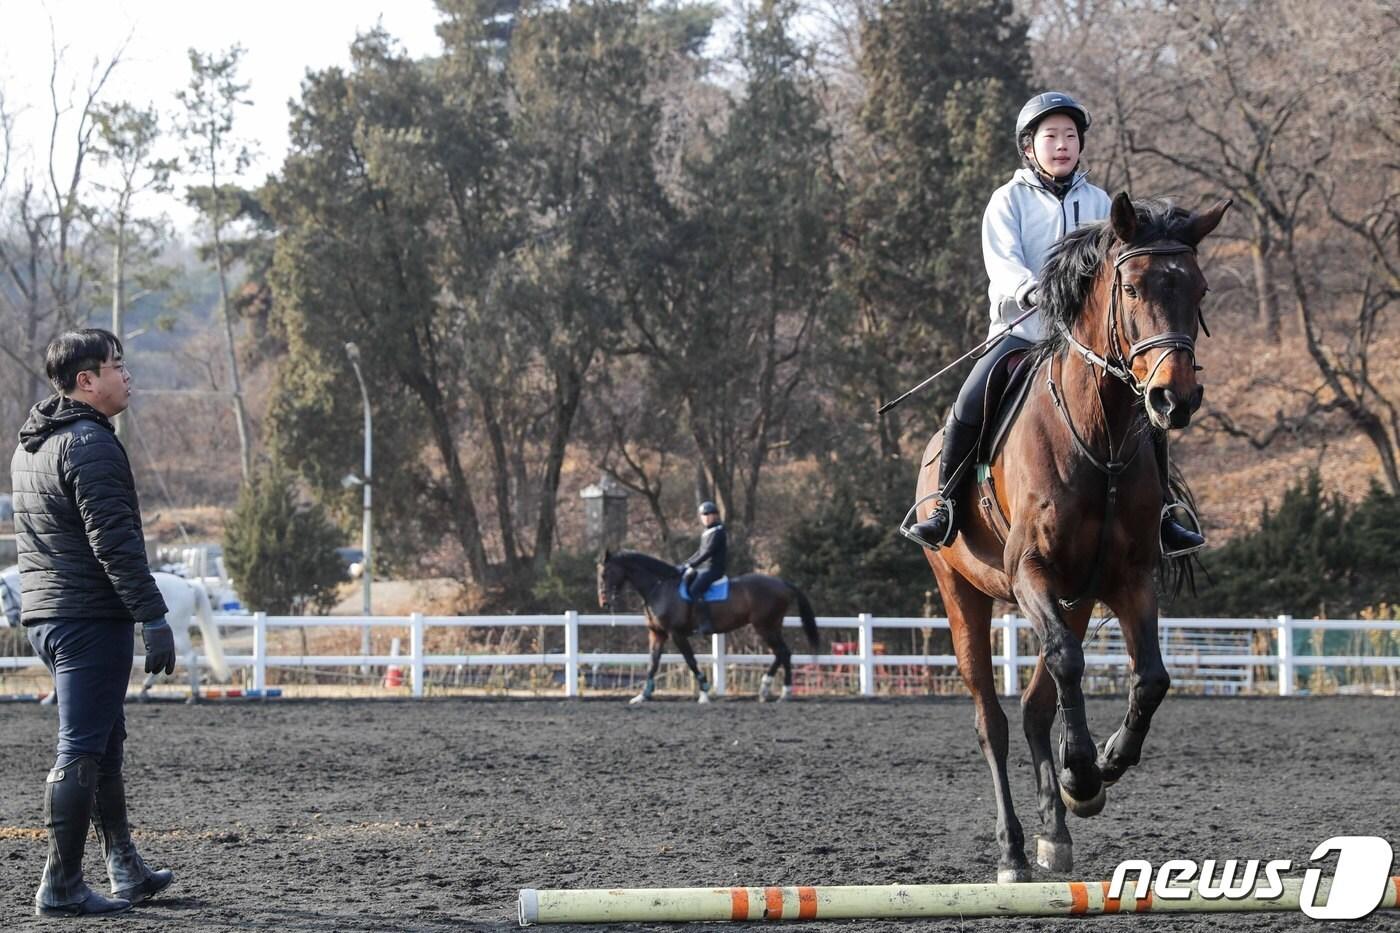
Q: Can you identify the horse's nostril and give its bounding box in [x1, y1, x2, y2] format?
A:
[1149, 387, 1177, 415]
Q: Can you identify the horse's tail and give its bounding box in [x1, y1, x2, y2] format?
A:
[190, 580, 231, 682]
[787, 583, 820, 650]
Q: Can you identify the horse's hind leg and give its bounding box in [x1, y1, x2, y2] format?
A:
[1022, 657, 1072, 872]
[1097, 586, 1170, 786]
[763, 632, 794, 701]
[935, 562, 1029, 883]
[760, 653, 781, 702]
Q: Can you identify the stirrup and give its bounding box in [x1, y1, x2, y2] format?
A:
[1160, 501, 1205, 558]
[900, 493, 955, 551]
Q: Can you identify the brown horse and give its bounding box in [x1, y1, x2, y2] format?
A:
[597, 550, 819, 703]
[915, 194, 1230, 882]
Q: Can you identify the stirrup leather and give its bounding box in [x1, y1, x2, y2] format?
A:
[900, 492, 956, 551]
[1159, 500, 1205, 558]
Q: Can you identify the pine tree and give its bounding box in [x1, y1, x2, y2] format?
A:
[223, 462, 345, 615]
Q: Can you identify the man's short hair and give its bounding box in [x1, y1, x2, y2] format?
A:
[45, 328, 123, 395]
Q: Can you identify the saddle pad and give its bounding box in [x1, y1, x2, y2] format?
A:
[679, 577, 729, 603]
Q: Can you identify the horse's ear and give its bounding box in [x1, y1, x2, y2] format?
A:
[1110, 191, 1137, 243]
[1183, 198, 1232, 247]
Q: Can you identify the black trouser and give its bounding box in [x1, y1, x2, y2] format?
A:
[685, 568, 721, 602]
[26, 621, 133, 774]
[953, 335, 1036, 426]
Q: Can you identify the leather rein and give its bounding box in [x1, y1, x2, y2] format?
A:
[1045, 239, 1205, 611]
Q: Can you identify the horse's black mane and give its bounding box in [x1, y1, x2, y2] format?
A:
[610, 550, 680, 579]
[1035, 198, 1197, 362]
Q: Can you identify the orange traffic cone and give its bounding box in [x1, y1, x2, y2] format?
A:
[383, 636, 404, 689]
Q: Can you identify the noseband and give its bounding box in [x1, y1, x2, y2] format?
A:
[1055, 240, 1204, 397]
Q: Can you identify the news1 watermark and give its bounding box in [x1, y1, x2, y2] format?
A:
[1109, 836, 1396, 920]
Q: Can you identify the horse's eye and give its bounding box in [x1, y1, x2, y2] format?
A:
[1123, 284, 1139, 300]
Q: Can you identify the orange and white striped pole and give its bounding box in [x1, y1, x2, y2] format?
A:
[519, 876, 1400, 925]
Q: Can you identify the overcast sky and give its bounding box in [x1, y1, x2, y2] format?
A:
[1, 1, 445, 230]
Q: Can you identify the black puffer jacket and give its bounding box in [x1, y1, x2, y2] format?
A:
[10, 396, 167, 625]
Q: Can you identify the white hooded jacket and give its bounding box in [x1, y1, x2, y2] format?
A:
[982, 167, 1111, 341]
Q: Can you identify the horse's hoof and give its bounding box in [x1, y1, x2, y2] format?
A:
[1035, 836, 1073, 873]
[628, 693, 648, 705]
[758, 693, 769, 703]
[697, 692, 711, 704]
[779, 686, 793, 701]
[997, 867, 1033, 884]
[1059, 782, 1107, 818]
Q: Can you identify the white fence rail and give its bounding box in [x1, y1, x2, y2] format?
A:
[9, 613, 1395, 698]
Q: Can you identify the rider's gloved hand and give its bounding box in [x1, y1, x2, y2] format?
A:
[142, 618, 177, 675]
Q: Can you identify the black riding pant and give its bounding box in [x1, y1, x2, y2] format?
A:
[952, 335, 1036, 427]
[685, 568, 721, 602]
[26, 620, 132, 774]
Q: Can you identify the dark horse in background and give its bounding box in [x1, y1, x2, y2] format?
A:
[914, 194, 1231, 882]
[598, 550, 819, 703]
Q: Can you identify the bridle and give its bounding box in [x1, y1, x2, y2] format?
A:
[1045, 239, 1206, 611]
[1054, 240, 1206, 398]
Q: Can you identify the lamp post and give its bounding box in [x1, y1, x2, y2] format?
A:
[345, 343, 373, 669]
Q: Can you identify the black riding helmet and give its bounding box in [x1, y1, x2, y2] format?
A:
[698, 501, 719, 516]
[1015, 91, 1091, 195]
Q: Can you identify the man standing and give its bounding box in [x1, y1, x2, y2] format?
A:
[11, 329, 176, 917]
[679, 501, 727, 636]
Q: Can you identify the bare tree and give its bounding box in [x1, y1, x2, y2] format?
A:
[0, 33, 124, 410]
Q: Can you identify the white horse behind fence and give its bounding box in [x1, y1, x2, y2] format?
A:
[1, 566, 231, 700]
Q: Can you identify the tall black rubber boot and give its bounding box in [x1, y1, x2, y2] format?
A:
[34, 756, 132, 917]
[93, 771, 175, 903]
[906, 412, 982, 550]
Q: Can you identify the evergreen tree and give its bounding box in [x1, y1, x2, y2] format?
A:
[223, 462, 346, 615]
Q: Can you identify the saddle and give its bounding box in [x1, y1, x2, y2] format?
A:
[974, 349, 1040, 545]
[916, 349, 1038, 546]
[679, 577, 729, 603]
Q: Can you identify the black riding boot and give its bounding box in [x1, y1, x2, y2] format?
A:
[93, 771, 174, 904]
[694, 601, 716, 637]
[906, 412, 982, 550]
[35, 756, 132, 917]
[1153, 432, 1206, 556]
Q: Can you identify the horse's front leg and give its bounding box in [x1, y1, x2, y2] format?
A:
[629, 628, 666, 705]
[673, 632, 711, 703]
[1012, 553, 1104, 818]
[1021, 657, 1072, 872]
[1098, 586, 1170, 785]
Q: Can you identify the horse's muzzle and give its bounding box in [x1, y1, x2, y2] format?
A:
[1147, 386, 1193, 430]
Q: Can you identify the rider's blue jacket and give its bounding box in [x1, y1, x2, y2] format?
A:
[982, 167, 1111, 342]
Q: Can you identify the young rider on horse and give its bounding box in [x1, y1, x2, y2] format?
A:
[906, 91, 1206, 557]
[678, 501, 727, 636]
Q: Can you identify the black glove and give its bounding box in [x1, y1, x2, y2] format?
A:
[142, 619, 177, 675]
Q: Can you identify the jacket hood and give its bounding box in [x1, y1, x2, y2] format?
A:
[19, 395, 113, 453]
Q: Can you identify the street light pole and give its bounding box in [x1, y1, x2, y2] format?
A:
[345, 343, 373, 668]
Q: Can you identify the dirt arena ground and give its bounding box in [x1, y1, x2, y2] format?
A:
[0, 695, 1396, 932]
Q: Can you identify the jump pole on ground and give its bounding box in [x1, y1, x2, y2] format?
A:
[519, 876, 1400, 925]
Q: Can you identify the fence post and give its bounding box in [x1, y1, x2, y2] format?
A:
[711, 632, 726, 697]
[252, 612, 267, 694]
[564, 611, 580, 698]
[858, 613, 875, 697]
[1001, 614, 1020, 697]
[1277, 614, 1294, 697]
[410, 612, 425, 698]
